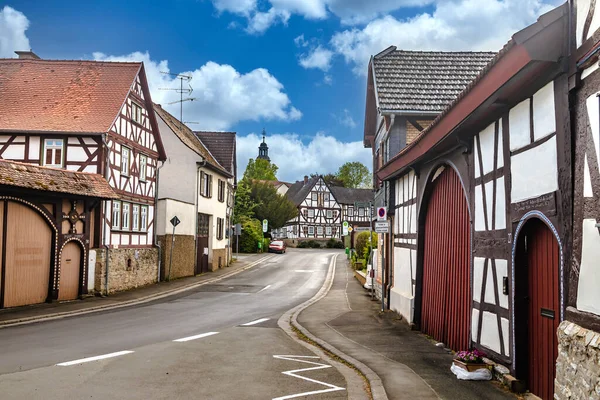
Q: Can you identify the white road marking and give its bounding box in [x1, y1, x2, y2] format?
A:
[241, 318, 270, 326]
[56, 350, 134, 366]
[294, 270, 315, 273]
[272, 355, 345, 400]
[258, 285, 272, 293]
[173, 332, 219, 342]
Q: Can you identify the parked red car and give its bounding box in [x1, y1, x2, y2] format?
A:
[268, 240, 286, 254]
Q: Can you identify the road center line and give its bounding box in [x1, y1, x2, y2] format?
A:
[56, 350, 134, 366]
[173, 332, 219, 342]
[258, 285, 272, 293]
[241, 318, 270, 326]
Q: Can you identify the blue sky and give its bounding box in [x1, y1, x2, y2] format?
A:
[1, 0, 560, 182]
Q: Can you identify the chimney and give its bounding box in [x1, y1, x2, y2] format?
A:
[304, 175, 309, 185]
[14, 50, 41, 60]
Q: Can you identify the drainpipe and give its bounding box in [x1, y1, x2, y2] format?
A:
[101, 133, 110, 296]
[155, 160, 166, 282]
[194, 160, 207, 273]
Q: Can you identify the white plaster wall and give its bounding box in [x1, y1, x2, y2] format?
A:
[390, 289, 414, 323]
[477, 121, 503, 176]
[157, 198, 196, 236]
[577, 0, 592, 47]
[495, 177, 506, 230]
[511, 137, 558, 202]
[68, 146, 89, 162]
[475, 185, 486, 232]
[509, 99, 531, 151]
[28, 136, 40, 160]
[3, 145, 24, 159]
[582, 63, 599, 80]
[495, 259, 508, 309]
[501, 318, 510, 357]
[480, 311, 501, 354]
[577, 219, 600, 316]
[197, 166, 229, 250]
[584, 155, 594, 197]
[532, 82, 556, 141]
[472, 309, 480, 342]
[586, 94, 600, 171]
[88, 250, 96, 291]
[473, 257, 485, 302]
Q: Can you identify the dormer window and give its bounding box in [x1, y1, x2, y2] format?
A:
[43, 138, 64, 167]
[132, 102, 143, 124]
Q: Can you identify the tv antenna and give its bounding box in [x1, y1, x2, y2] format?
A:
[159, 71, 194, 129]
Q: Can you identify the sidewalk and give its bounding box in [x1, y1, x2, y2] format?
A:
[297, 256, 517, 400]
[0, 253, 270, 328]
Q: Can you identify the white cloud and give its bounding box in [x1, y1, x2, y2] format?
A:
[294, 34, 308, 47]
[323, 74, 333, 85]
[0, 6, 30, 58]
[212, 0, 256, 16]
[331, 0, 561, 75]
[246, 8, 290, 34]
[299, 45, 334, 71]
[334, 109, 357, 128]
[93, 51, 301, 130]
[326, 0, 434, 25]
[237, 132, 372, 182]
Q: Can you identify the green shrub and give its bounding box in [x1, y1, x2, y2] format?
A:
[297, 241, 309, 248]
[355, 232, 377, 261]
[297, 240, 321, 249]
[325, 238, 345, 249]
[333, 241, 345, 249]
[239, 217, 263, 253]
[310, 241, 321, 248]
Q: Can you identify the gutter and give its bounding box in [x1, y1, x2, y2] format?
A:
[378, 109, 440, 116]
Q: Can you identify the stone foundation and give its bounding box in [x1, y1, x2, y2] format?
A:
[555, 320, 600, 400]
[211, 248, 228, 271]
[93, 247, 158, 294]
[158, 234, 195, 280]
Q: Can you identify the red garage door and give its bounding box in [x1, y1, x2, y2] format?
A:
[421, 167, 471, 351]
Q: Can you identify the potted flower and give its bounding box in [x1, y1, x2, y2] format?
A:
[453, 349, 490, 372]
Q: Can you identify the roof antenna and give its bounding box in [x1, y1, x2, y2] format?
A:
[159, 72, 194, 130]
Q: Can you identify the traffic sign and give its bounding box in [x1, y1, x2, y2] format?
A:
[342, 221, 349, 236]
[348, 227, 353, 233]
[262, 219, 268, 233]
[170, 216, 181, 227]
[375, 221, 390, 233]
[235, 223, 242, 235]
[377, 207, 387, 221]
[355, 227, 370, 232]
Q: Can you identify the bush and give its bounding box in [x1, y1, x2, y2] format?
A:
[297, 241, 309, 248]
[298, 240, 321, 248]
[310, 241, 322, 248]
[238, 217, 263, 253]
[355, 232, 377, 262]
[325, 238, 345, 249]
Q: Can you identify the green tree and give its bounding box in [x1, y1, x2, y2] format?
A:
[238, 217, 263, 253]
[233, 180, 256, 223]
[336, 161, 372, 189]
[243, 158, 278, 181]
[250, 181, 298, 229]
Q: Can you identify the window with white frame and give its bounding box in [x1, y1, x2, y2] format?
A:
[121, 146, 130, 176]
[308, 226, 315, 235]
[348, 206, 354, 217]
[326, 226, 332, 235]
[112, 201, 121, 229]
[311, 192, 318, 201]
[140, 205, 148, 232]
[43, 138, 64, 167]
[200, 171, 213, 198]
[326, 210, 333, 219]
[132, 102, 143, 124]
[324, 193, 330, 201]
[308, 209, 315, 218]
[139, 154, 147, 181]
[132, 204, 140, 231]
[317, 226, 323, 235]
[122, 202, 130, 231]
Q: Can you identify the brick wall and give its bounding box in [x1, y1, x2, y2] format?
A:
[406, 120, 434, 144]
[94, 247, 158, 294]
[555, 320, 600, 400]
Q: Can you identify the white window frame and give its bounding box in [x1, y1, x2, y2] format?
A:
[132, 101, 142, 124]
[326, 226, 332, 235]
[132, 204, 140, 231]
[139, 154, 147, 181]
[324, 193, 330, 201]
[311, 192, 318, 201]
[308, 226, 315, 235]
[43, 138, 64, 167]
[317, 226, 323, 235]
[348, 207, 354, 217]
[121, 146, 130, 176]
[122, 202, 130, 231]
[112, 201, 121, 229]
[308, 209, 315, 218]
[140, 205, 148, 232]
[326, 210, 333, 219]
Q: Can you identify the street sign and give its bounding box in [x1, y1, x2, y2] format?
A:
[375, 221, 390, 233]
[235, 223, 242, 236]
[170, 216, 181, 227]
[377, 207, 387, 221]
[262, 219, 268, 233]
[342, 221, 349, 236]
[355, 227, 370, 232]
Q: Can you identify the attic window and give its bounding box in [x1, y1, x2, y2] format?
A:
[132, 102, 143, 124]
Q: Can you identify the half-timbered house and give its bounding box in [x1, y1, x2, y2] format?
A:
[329, 186, 374, 248]
[0, 52, 166, 301]
[368, 5, 570, 398]
[154, 105, 234, 278]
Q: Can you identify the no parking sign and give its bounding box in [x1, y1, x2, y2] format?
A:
[377, 207, 387, 221]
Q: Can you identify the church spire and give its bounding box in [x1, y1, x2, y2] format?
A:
[257, 128, 270, 161]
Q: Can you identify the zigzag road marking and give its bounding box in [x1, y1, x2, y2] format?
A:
[272, 355, 346, 400]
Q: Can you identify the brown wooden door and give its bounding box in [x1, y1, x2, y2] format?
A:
[2, 201, 52, 308]
[527, 220, 560, 400]
[59, 242, 81, 301]
[420, 167, 471, 351]
[196, 213, 210, 274]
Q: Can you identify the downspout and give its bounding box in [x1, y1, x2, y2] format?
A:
[101, 133, 110, 296]
[155, 160, 166, 282]
[194, 160, 207, 273]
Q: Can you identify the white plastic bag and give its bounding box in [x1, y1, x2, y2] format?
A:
[450, 364, 492, 381]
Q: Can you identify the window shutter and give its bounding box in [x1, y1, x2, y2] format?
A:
[209, 175, 213, 198]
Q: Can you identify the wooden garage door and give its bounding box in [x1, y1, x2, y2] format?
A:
[59, 242, 81, 301]
[2, 201, 52, 308]
[527, 220, 560, 400]
[421, 167, 471, 351]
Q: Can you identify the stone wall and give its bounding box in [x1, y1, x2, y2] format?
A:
[158, 234, 195, 280]
[555, 320, 600, 400]
[212, 248, 228, 271]
[94, 247, 158, 294]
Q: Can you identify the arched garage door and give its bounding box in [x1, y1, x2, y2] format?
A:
[0, 201, 53, 308]
[420, 166, 471, 351]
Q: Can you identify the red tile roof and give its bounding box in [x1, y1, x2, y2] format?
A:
[0, 159, 118, 199]
[0, 59, 141, 134]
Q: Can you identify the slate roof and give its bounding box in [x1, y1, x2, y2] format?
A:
[0, 159, 118, 199]
[194, 131, 237, 179]
[285, 176, 320, 206]
[372, 47, 496, 113]
[0, 58, 141, 133]
[330, 186, 373, 205]
[154, 104, 231, 177]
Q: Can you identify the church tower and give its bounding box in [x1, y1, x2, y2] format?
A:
[257, 128, 270, 161]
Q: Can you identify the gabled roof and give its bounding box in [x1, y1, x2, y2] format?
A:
[194, 131, 237, 179]
[371, 48, 496, 113]
[285, 176, 320, 206]
[0, 159, 118, 199]
[154, 104, 231, 178]
[329, 186, 373, 205]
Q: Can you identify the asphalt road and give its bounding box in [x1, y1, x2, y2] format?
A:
[0, 249, 349, 400]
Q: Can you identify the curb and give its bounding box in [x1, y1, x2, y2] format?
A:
[277, 254, 389, 400]
[0, 254, 276, 329]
